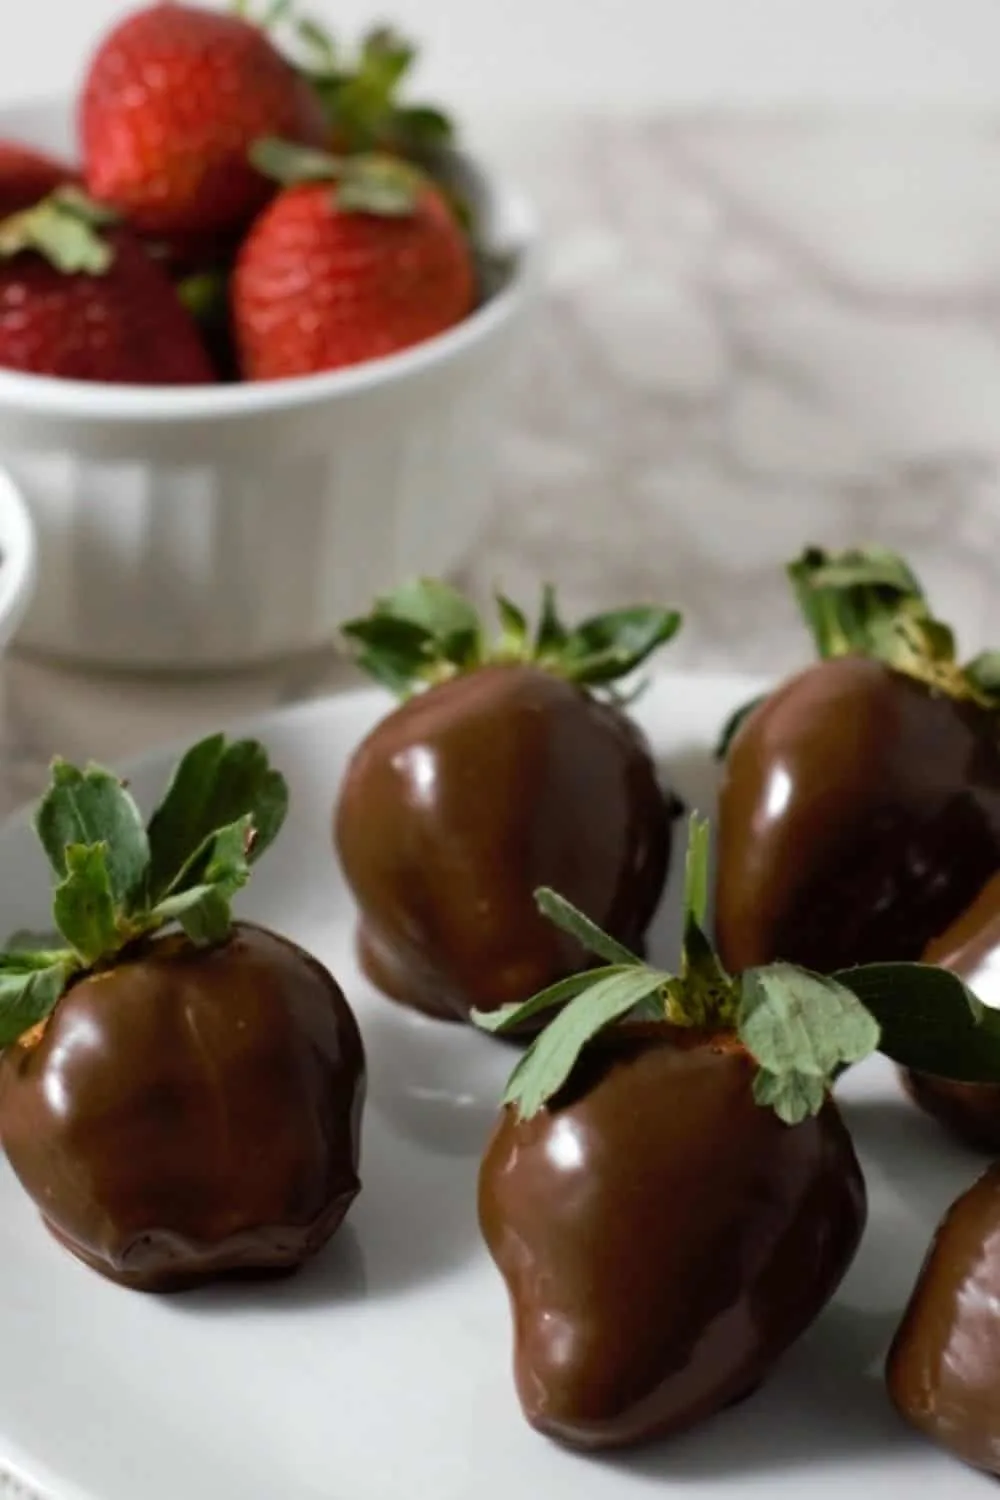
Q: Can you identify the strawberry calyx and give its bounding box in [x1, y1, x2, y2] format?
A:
[340, 579, 683, 700]
[0, 187, 119, 275]
[789, 546, 1000, 711]
[474, 815, 1000, 1127]
[250, 137, 423, 215]
[233, 2, 454, 157]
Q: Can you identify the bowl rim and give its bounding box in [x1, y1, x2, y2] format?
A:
[0, 119, 539, 426]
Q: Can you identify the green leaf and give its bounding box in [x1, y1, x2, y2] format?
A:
[374, 578, 481, 642]
[833, 962, 1000, 1082]
[147, 816, 254, 949]
[359, 25, 415, 91]
[714, 693, 768, 760]
[0, 951, 75, 1047]
[496, 593, 529, 656]
[964, 651, 1000, 704]
[145, 737, 287, 904]
[392, 104, 454, 151]
[35, 759, 149, 911]
[738, 963, 881, 1114]
[534, 887, 642, 966]
[682, 813, 711, 932]
[804, 548, 924, 595]
[0, 191, 116, 275]
[472, 964, 635, 1035]
[787, 545, 929, 661]
[249, 137, 339, 185]
[753, 1068, 827, 1125]
[502, 967, 670, 1118]
[560, 607, 682, 686]
[342, 579, 680, 699]
[338, 156, 421, 217]
[535, 584, 568, 656]
[155, 885, 234, 948]
[295, 14, 338, 70]
[52, 843, 120, 966]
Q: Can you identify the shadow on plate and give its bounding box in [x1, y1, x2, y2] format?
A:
[594, 1300, 909, 1481]
[361, 1003, 512, 1159]
[842, 1090, 989, 1226]
[172, 1223, 369, 1316]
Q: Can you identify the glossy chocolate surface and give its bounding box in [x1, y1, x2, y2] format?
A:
[335, 664, 673, 1022]
[898, 873, 1000, 1151]
[887, 1162, 1000, 1475]
[0, 923, 365, 1291]
[716, 655, 1000, 973]
[479, 1025, 866, 1449]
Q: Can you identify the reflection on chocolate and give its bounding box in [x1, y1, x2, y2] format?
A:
[0, 924, 365, 1291]
[716, 656, 1000, 974]
[335, 664, 673, 1023]
[898, 872, 1000, 1150]
[887, 1162, 1000, 1475]
[479, 1024, 866, 1449]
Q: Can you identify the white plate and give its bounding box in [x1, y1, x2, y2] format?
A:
[0, 671, 994, 1500]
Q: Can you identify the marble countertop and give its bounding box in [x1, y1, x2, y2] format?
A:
[4, 110, 1000, 811]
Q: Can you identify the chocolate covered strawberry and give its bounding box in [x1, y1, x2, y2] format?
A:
[0, 734, 364, 1292]
[232, 141, 475, 379]
[0, 188, 212, 383]
[896, 875, 1000, 1151]
[335, 581, 681, 1023]
[476, 818, 1000, 1450]
[887, 1162, 1000, 1476]
[79, 1, 327, 240]
[716, 547, 1000, 974]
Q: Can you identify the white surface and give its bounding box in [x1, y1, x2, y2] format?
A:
[2, 0, 1000, 110]
[0, 102, 535, 669]
[0, 472, 37, 654]
[0, 670, 994, 1500]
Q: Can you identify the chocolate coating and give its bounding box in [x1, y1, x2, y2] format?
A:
[716, 656, 1000, 974]
[0, 923, 365, 1291]
[335, 664, 673, 1022]
[898, 873, 1000, 1150]
[479, 1025, 866, 1449]
[887, 1162, 1000, 1475]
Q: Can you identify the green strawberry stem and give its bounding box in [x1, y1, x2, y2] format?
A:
[340, 578, 683, 699]
[0, 187, 119, 275]
[0, 735, 289, 1049]
[473, 813, 1000, 1125]
[788, 545, 1000, 709]
[250, 138, 423, 216]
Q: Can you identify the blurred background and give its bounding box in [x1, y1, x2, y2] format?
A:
[5, 0, 1000, 111]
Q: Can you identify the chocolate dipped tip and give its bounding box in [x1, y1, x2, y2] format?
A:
[887, 1162, 1000, 1475]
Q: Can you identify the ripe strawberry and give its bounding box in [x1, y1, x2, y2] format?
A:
[79, 2, 327, 240]
[0, 142, 79, 219]
[0, 189, 213, 385]
[232, 144, 475, 379]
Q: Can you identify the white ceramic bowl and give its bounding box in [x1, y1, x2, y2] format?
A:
[0, 100, 537, 670]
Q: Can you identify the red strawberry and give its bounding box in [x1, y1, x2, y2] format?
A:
[0, 142, 79, 219]
[232, 144, 475, 379]
[0, 189, 213, 385]
[79, 2, 327, 240]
